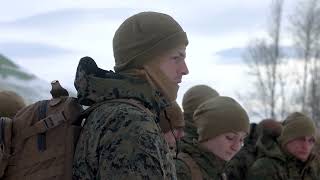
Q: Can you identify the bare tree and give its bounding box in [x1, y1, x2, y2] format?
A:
[290, 0, 320, 114]
[243, 0, 285, 119]
[309, 47, 320, 124]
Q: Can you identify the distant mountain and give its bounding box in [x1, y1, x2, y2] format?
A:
[0, 54, 51, 104]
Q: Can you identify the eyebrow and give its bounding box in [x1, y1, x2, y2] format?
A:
[177, 51, 186, 58]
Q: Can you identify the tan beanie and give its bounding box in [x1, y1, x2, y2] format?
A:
[278, 112, 316, 146]
[182, 85, 219, 122]
[194, 96, 250, 142]
[0, 90, 26, 118]
[113, 11, 188, 72]
[159, 101, 185, 133]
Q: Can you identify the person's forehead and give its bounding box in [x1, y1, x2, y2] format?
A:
[167, 45, 186, 55]
[290, 136, 315, 142]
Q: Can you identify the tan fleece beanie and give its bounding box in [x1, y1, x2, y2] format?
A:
[194, 96, 250, 142]
[278, 112, 316, 146]
[159, 101, 185, 133]
[113, 11, 188, 72]
[0, 91, 26, 118]
[182, 85, 219, 122]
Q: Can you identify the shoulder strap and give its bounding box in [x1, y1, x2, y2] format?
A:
[177, 152, 203, 180]
[112, 99, 154, 116]
[81, 98, 154, 120]
[37, 100, 49, 152]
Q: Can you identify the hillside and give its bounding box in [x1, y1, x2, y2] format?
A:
[0, 54, 51, 104]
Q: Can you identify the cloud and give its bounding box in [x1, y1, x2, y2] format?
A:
[214, 45, 301, 64]
[0, 8, 137, 28]
[0, 42, 75, 58]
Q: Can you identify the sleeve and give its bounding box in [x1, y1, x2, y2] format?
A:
[225, 155, 246, 180]
[246, 158, 283, 180]
[175, 159, 192, 180]
[97, 108, 175, 180]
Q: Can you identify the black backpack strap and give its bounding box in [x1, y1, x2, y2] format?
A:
[37, 100, 49, 152]
[0, 117, 5, 146]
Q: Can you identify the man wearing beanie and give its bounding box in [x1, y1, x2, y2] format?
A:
[247, 112, 320, 180]
[73, 11, 189, 179]
[226, 118, 282, 180]
[175, 96, 250, 180]
[159, 101, 185, 152]
[0, 90, 26, 118]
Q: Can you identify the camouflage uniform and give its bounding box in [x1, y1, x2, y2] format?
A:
[175, 142, 227, 180]
[225, 123, 259, 180]
[247, 132, 320, 180]
[72, 58, 176, 180]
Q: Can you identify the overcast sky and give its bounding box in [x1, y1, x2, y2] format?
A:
[0, 0, 299, 113]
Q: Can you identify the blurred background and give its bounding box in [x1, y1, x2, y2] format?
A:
[1, 0, 320, 124]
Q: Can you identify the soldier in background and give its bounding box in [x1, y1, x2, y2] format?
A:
[226, 119, 282, 180]
[0, 90, 26, 118]
[181, 85, 219, 146]
[175, 96, 250, 180]
[247, 112, 320, 180]
[73, 11, 189, 180]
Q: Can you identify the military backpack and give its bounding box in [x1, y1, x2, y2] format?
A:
[0, 79, 153, 180]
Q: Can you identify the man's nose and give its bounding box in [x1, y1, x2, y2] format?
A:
[180, 60, 189, 75]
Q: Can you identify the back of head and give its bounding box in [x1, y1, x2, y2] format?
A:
[257, 118, 283, 139]
[182, 85, 219, 121]
[194, 96, 250, 142]
[160, 101, 185, 133]
[113, 11, 188, 72]
[278, 112, 316, 146]
[0, 90, 26, 118]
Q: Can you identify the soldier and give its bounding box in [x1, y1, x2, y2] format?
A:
[181, 85, 219, 147]
[73, 11, 189, 180]
[226, 119, 282, 180]
[247, 112, 320, 180]
[159, 101, 185, 153]
[175, 96, 250, 180]
[0, 90, 26, 118]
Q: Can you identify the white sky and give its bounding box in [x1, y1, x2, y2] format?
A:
[0, 0, 299, 121]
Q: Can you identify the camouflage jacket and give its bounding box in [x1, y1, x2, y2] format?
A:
[175, 141, 227, 180]
[72, 57, 176, 180]
[226, 123, 259, 180]
[247, 134, 320, 180]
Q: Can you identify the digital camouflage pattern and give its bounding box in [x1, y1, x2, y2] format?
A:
[175, 141, 227, 180]
[247, 130, 320, 180]
[73, 57, 176, 180]
[225, 123, 259, 180]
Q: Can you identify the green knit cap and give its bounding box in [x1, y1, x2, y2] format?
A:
[194, 96, 250, 142]
[182, 85, 219, 122]
[278, 112, 316, 146]
[0, 90, 26, 118]
[113, 11, 188, 72]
